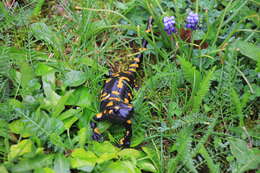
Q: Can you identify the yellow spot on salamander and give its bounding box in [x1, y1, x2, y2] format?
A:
[120, 76, 130, 81]
[138, 48, 147, 51]
[101, 94, 110, 101]
[101, 92, 108, 97]
[108, 110, 113, 114]
[105, 78, 112, 83]
[145, 29, 151, 33]
[96, 113, 103, 118]
[127, 120, 132, 124]
[129, 63, 139, 68]
[124, 98, 129, 104]
[134, 58, 140, 62]
[94, 128, 100, 134]
[129, 68, 136, 72]
[114, 106, 120, 110]
[127, 93, 132, 99]
[112, 73, 119, 77]
[123, 71, 132, 75]
[106, 101, 114, 107]
[117, 80, 124, 89]
[127, 104, 133, 108]
[119, 138, 124, 144]
[108, 97, 120, 101]
[112, 91, 120, 95]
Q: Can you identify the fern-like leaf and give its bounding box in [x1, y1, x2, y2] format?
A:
[230, 88, 250, 127]
[192, 67, 215, 113]
[179, 57, 201, 91]
[168, 126, 197, 173]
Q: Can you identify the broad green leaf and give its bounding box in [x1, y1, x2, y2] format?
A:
[42, 72, 60, 106]
[97, 152, 118, 164]
[8, 139, 34, 160]
[229, 138, 260, 172]
[70, 158, 95, 172]
[0, 165, 8, 173]
[103, 161, 136, 173]
[71, 148, 98, 161]
[63, 116, 78, 129]
[78, 127, 87, 148]
[137, 159, 157, 173]
[70, 148, 97, 172]
[54, 154, 70, 173]
[233, 40, 260, 61]
[64, 70, 87, 87]
[92, 141, 119, 156]
[66, 87, 94, 107]
[118, 149, 144, 159]
[35, 63, 55, 76]
[11, 154, 54, 172]
[52, 91, 73, 117]
[58, 109, 81, 120]
[141, 146, 159, 171]
[9, 119, 32, 137]
[43, 168, 55, 173]
[31, 22, 64, 56]
[130, 132, 145, 147]
[58, 108, 81, 129]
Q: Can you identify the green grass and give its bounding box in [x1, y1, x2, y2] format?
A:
[0, 0, 260, 172]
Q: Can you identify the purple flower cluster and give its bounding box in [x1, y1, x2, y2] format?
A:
[185, 11, 199, 30]
[163, 16, 176, 35]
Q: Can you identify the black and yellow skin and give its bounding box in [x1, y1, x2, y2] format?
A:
[90, 17, 153, 148]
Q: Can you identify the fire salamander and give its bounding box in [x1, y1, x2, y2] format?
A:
[90, 17, 153, 148]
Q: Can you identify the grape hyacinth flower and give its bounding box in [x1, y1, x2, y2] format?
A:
[185, 11, 199, 30]
[163, 16, 176, 35]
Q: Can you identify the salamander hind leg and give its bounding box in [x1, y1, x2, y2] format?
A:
[118, 119, 132, 148]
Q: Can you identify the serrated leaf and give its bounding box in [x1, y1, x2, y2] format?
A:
[192, 67, 215, 113]
[169, 127, 197, 173]
[229, 138, 260, 172]
[179, 57, 201, 90]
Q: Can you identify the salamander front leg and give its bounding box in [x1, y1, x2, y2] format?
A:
[118, 120, 132, 148]
[90, 112, 104, 141]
